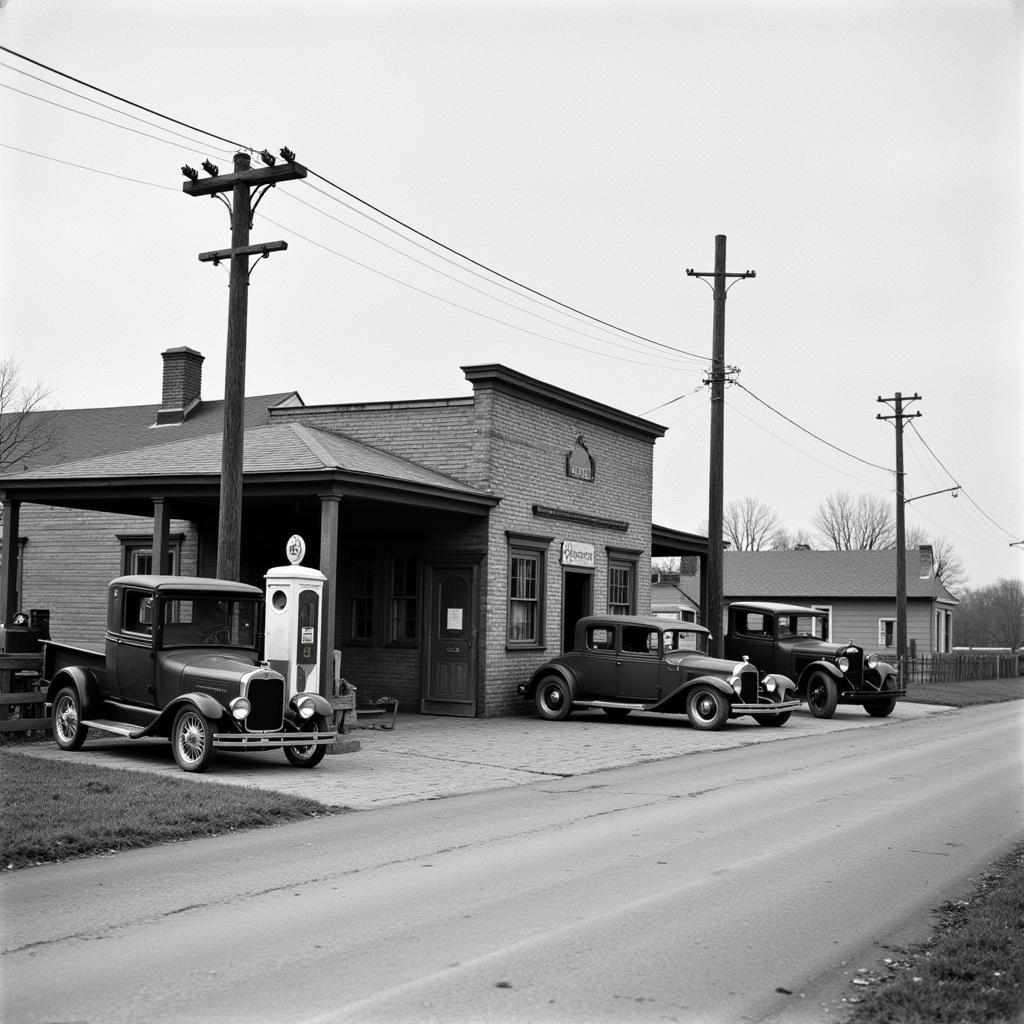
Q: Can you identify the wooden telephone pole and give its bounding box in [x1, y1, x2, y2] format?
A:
[687, 236, 755, 656]
[182, 150, 306, 581]
[877, 392, 921, 680]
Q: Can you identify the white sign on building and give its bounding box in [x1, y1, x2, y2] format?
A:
[561, 540, 595, 569]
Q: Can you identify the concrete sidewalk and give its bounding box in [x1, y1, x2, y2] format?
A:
[12, 701, 955, 810]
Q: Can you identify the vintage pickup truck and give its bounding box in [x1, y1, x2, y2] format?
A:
[43, 575, 336, 772]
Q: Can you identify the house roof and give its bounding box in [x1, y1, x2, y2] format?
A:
[723, 549, 957, 603]
[3, 392, 301, 473]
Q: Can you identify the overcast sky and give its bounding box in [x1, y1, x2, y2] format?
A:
[1, 0, 1021, 591]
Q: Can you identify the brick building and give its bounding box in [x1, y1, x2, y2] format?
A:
[0, 350, 707, 717]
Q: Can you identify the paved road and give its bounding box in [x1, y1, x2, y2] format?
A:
[2, 702, 1021, 1023]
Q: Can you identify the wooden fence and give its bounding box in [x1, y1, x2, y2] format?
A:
[902, 651, 1023, 686]
[0, 653, 47, 742]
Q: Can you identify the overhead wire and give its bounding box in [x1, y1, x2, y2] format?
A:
[0, 141, 178, 192]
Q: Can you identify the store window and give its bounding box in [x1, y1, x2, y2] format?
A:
[607, 555, 637, 616]
[507, 534, 549, 647]
[390, 555, 418, 644]
[350, 557, 375, 643]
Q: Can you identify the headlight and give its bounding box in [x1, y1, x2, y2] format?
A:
[729, 675, 744, 695]
[866, 654, 878, 669]
[837, 656, 850, 673]
[763, 677, 778, 694]
[295, 695, 317, 719]
[229, 697, 251, 720]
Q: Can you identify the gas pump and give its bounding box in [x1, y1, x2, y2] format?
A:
[264, 536, 326, 699]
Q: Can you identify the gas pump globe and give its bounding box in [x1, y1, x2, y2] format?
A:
[264, 536, 326, 699]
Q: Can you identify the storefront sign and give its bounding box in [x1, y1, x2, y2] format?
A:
[565, 435, 595, 482]
[562, 540, 595, 568]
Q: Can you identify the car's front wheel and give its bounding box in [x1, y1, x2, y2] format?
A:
[535, 676, 573, 721]
[52, 685, 89, 751]
[686, 686, 730, 730]
[171, 706, 216, 773]
[285, 719, 328, 768]
[806, 671, 839, 718]
[752, 710, 791, 727]
[863, 680, 897, 717]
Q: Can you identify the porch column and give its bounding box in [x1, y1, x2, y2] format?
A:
[318, 493, 341, 694]
[0, 498, 20, 624]
[152, 498, 172, 575]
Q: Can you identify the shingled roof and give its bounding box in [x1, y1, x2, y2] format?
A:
[723, 549, 957, 602]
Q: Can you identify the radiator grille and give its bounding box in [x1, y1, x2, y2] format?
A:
[245, 675, 285, 731]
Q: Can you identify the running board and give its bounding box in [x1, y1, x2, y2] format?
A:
[574, 700, 650, 711]
[81, 719, 146, 739]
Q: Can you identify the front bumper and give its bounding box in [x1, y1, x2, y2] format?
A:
[212, 729, 336, 750]
[731, 698, 801, 715]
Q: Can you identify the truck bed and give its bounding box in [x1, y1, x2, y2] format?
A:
[42, 639, 106, 684]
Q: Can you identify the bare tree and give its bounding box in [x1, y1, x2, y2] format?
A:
[720, 497, 784, 551]
[903, 528, 967, 596]
[955, 579, 1024, 651]
[770, 527, 814, 551]
[0, 357, 58, 473]
[812, 491, 895, 550]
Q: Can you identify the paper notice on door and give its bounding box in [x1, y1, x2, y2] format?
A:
[447, 608, 463, 631]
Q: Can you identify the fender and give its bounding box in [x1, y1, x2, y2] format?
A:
[289, 692, 333, 719]
[145, 693, 228, 737]
[526, 663, 577, 700]
[45, 667, 103, 715]
[797, 660, 844, 690]
[659, 673, 735, 711]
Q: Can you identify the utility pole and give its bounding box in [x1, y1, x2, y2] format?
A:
[876, 392, 921, 682]
[687, 236, 755, 655]
[182, 149, 307, 581]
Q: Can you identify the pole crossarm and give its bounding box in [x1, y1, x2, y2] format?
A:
[182, 161, 307, 196]
[198, 240, 288, 265]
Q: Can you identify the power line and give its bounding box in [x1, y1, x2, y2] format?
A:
[735, 381, 893, 473]
[0, 45, 252, 152]
[0, 141, 178, 192]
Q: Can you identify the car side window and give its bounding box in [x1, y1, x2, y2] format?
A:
[123, 591, 153, 636]
[621, 626, 658, 655]
[586, 627, 615, 651]
[738, 612, 771, 638]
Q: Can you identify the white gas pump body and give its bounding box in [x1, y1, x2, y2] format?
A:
[264, 564, 326, 699]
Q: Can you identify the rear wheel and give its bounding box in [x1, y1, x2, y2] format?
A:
[52, 686, 89, 751]
[806, 671, 839, 718]
[863, 679, 897, 717]
[285, 719, 328, 767]
[171, 706, 216, 773]
[686, 686, 730, 731]
[535, 676, 573, 721]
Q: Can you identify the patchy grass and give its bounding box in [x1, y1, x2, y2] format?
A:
[0, 749, 343, 870]
[843, 844, 1024, 1023]
[906, 677, 1023, 707]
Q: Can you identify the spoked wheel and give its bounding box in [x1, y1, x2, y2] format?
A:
[285, 719, 328, 768]
[52, 686, 89, 751]
[535, 676, 573, 721]
[171, 706, 216, 773]
[686, 686, 730, 731]
[806, 671, 839, 718]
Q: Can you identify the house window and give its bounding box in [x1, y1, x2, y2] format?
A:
[607, 557, 637, 616]
[389, 555, 418, 644]
[878, 618, 896, 648]
[812, 605, 833, 641]
[507, 534, 549, 647]
[350, 557, 375, 643]
[119, 535, 181, 576]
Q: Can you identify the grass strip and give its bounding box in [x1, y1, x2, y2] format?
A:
[0, 749, 343, 870]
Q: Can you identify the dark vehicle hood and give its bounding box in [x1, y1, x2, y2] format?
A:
[666, 651, 750, 676]
[160, 650, 276, 697]
[780, 637, 854, 657]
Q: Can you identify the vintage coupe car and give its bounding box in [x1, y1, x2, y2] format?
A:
[518, 615, 798, 730]
[723, 602, 903, 718]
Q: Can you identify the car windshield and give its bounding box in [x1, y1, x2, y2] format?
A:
[777, 614, 826, 639]
[161, 596, 258, 648]
[662, 629, 707, 654]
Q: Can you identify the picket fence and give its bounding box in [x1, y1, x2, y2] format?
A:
[902, 651, 1022, 686]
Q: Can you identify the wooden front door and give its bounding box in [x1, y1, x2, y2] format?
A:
[422, 565, 477, 717]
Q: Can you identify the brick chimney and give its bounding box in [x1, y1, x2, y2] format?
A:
[918, 544, 934, 580]
[156, 347, 204, 425]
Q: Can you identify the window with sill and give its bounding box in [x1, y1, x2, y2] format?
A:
[507, 535, 549, 647]
[389, 555, 419, 645]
